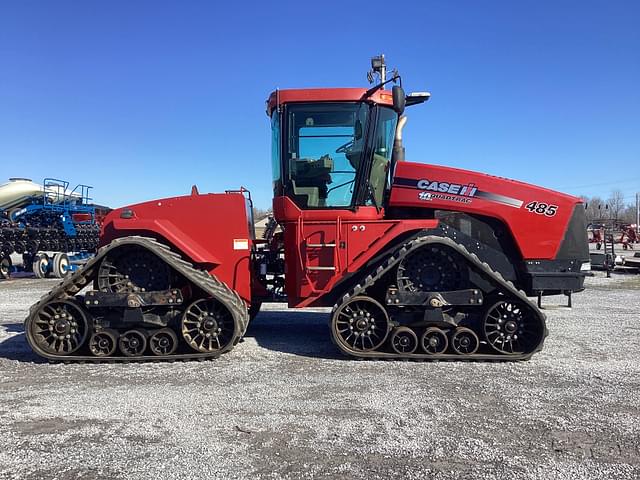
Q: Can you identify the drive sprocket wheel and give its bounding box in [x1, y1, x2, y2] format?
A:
[97, 246, 171, 293]
[451, 327, 479, 355]
[420, 327, 449, 354]
[483, 300, 544, 355]
[149, 328, 179, 356]
[390, 326, 418, 354]
[29, 300, 88, 355]
[396, 245, 467, 292]
[332, 296, 390, 352]
[89, 330, 118, 357]
[119, 329, 147, 357]
[181, 298, 236, 352]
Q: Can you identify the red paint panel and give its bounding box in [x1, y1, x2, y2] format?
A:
[101, 192, 253, 303]
[275, 196, 439, 307]
[346, 221, 396, 267]
[390, 162, 582, 259]
[266, 88, 395, 115]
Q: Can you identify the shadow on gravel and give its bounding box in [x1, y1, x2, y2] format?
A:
[0, 323, 43, 362]
[245, 309, 346, 360]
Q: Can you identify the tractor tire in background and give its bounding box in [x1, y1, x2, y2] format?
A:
[32, 253, 49, 279]
[0, 256, 11, 279]
[52, 253, 71, 278]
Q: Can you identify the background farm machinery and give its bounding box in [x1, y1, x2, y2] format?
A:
[0, 178, 107, 279]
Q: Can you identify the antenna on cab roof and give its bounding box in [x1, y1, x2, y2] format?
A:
[367, 54, 399, 85]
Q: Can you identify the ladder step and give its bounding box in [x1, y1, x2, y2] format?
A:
[307, 266, 336, 271]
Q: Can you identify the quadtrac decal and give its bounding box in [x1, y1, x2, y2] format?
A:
[394, 178, 524, 208]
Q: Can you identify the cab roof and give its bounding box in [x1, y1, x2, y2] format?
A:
[266, 88, 395, 116]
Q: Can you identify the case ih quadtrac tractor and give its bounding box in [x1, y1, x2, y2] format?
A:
[25, 57, 589, 362]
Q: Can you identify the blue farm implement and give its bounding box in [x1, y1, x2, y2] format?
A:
[0, 178, 106, 279]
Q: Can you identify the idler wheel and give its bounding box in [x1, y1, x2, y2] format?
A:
[332, 296, 390, 352]
[451, 327, 479, 355]
[149, 328, 179, 356]
[119, 329, 147, 357]
[29, 300, 88, 355]
[483, 300, 544, 355]
[181, 298, 236, 352]
[89, 330, 117, 357]
[420, 327, 449, 354]
[390, 326, 418, 354]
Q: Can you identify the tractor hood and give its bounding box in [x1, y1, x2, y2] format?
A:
[389, 161, 585, 260]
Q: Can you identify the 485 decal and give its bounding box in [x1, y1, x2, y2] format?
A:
[525, 201, 558, 217]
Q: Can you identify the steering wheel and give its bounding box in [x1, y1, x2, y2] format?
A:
[335, 140, 354, 154]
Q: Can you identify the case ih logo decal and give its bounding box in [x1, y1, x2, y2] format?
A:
[417, 179, 478, 197]
[394, 177, 524, 208]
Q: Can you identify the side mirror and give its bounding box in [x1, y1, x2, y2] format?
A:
[392, 85, 406, 114]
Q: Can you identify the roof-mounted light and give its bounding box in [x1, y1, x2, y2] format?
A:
[406, 92, 431, 106]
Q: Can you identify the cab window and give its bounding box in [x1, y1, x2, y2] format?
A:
[285, 103, 369, 208]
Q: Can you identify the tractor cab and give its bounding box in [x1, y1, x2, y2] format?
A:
[265, 57, 431, 306]
[267, 56, 429, 218]
[266, 90, 403, 306]
[268, 89, 400, 213]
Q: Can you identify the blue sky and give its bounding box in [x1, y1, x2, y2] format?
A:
[1, 1, 638, 209]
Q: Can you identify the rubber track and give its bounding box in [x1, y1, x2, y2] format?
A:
[25, 236, 249, 363]
[331, 234, 548, 362]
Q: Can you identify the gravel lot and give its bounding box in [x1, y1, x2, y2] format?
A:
[0, 273, 639, 480]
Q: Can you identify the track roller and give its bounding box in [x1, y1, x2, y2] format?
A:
[149, 328, 179, 356]
[420, 327, 449, 354]
[118, 329, 147, 357]
[389, 326, 418, 354]
[89, 330, 118, 357]
[451, 327, 479, 355]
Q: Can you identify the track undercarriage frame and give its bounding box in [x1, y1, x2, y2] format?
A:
[25, 224, 547, 363]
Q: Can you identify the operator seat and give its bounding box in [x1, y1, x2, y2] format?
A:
[289, 156, 333, 208]
[369, 153, 390, 206]
[289, 180, 320, 208]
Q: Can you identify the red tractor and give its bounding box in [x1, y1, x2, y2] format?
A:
[25, 57, 589, 362]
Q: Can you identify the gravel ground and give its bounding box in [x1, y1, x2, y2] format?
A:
[0, 273, 639, 480]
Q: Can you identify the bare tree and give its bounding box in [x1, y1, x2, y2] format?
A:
[606, 190, 626, 220]
[583, 195, 605, 223]
[621, 204, 636, 224]
[252, 207, 273, 221]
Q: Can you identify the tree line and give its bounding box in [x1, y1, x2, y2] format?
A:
[582, 189, 637, 224]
